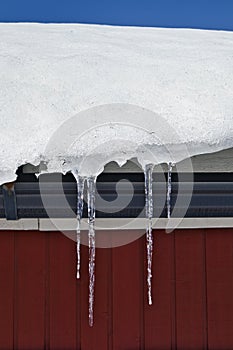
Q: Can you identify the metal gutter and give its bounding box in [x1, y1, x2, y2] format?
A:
[0, 172, 233, 222]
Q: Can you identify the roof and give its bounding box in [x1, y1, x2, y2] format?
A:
[0, 23, 233, 183]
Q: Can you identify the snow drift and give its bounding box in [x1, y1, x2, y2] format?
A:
[0, 23, 233, 183]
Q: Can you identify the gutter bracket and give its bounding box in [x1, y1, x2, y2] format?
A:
[2, 183, 18, 220]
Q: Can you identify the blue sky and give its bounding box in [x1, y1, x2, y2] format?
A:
[0, 0, 232, 31]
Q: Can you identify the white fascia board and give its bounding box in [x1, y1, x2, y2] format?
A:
[39, 217, 233, 231]
[0, 218, 231, 232]
[0, 219, 39, 230]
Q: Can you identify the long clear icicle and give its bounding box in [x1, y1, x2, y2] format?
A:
[74, 172, 85, 279]
[144, 164, 154, 306]
[87, 176, 96, 327]
[167, 162, 173, 219]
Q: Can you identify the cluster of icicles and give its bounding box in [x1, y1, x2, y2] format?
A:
[72, 162, 174, 327]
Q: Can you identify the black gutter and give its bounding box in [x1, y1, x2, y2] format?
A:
[0, 172, 233, 220]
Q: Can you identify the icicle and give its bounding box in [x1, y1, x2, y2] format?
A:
[87, 176, 96, 327]
[144, 164, 154, 306]
[72, 170, 85, 279]
[167, 162, 174, 219]
[73, 171, 85, 279]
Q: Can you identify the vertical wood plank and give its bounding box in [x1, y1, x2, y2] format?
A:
[206, 228, 233, 350]
[112, 234, 144, 350]
[15, 231, 46, 350]
[0, 231, 14, 350]
[45, 231, 50, 350]
[144, 229, 175, 350]
[80, 231, 110, 350]
[175, 229, 207, 350]
[49, 231, 78, 350]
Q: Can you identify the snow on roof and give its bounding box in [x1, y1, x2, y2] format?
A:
[0, 23, 233, 183]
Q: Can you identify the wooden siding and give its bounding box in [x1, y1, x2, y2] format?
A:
[0, 229, 232, 350]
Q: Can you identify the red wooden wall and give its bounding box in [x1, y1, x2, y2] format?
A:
[0, 228, 232, 350]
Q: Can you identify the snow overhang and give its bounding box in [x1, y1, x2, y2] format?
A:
[0, 23, 233, 184]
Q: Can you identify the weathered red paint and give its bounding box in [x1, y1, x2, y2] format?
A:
[0, 228, 232, 350]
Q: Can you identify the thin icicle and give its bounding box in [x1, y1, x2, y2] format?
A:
[144, 164, 154, 306]
[87, 176, 96, 327]
[73, 171, 85, 279]
[72, 170, 85, 279]
[167, 162, 174, 219]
